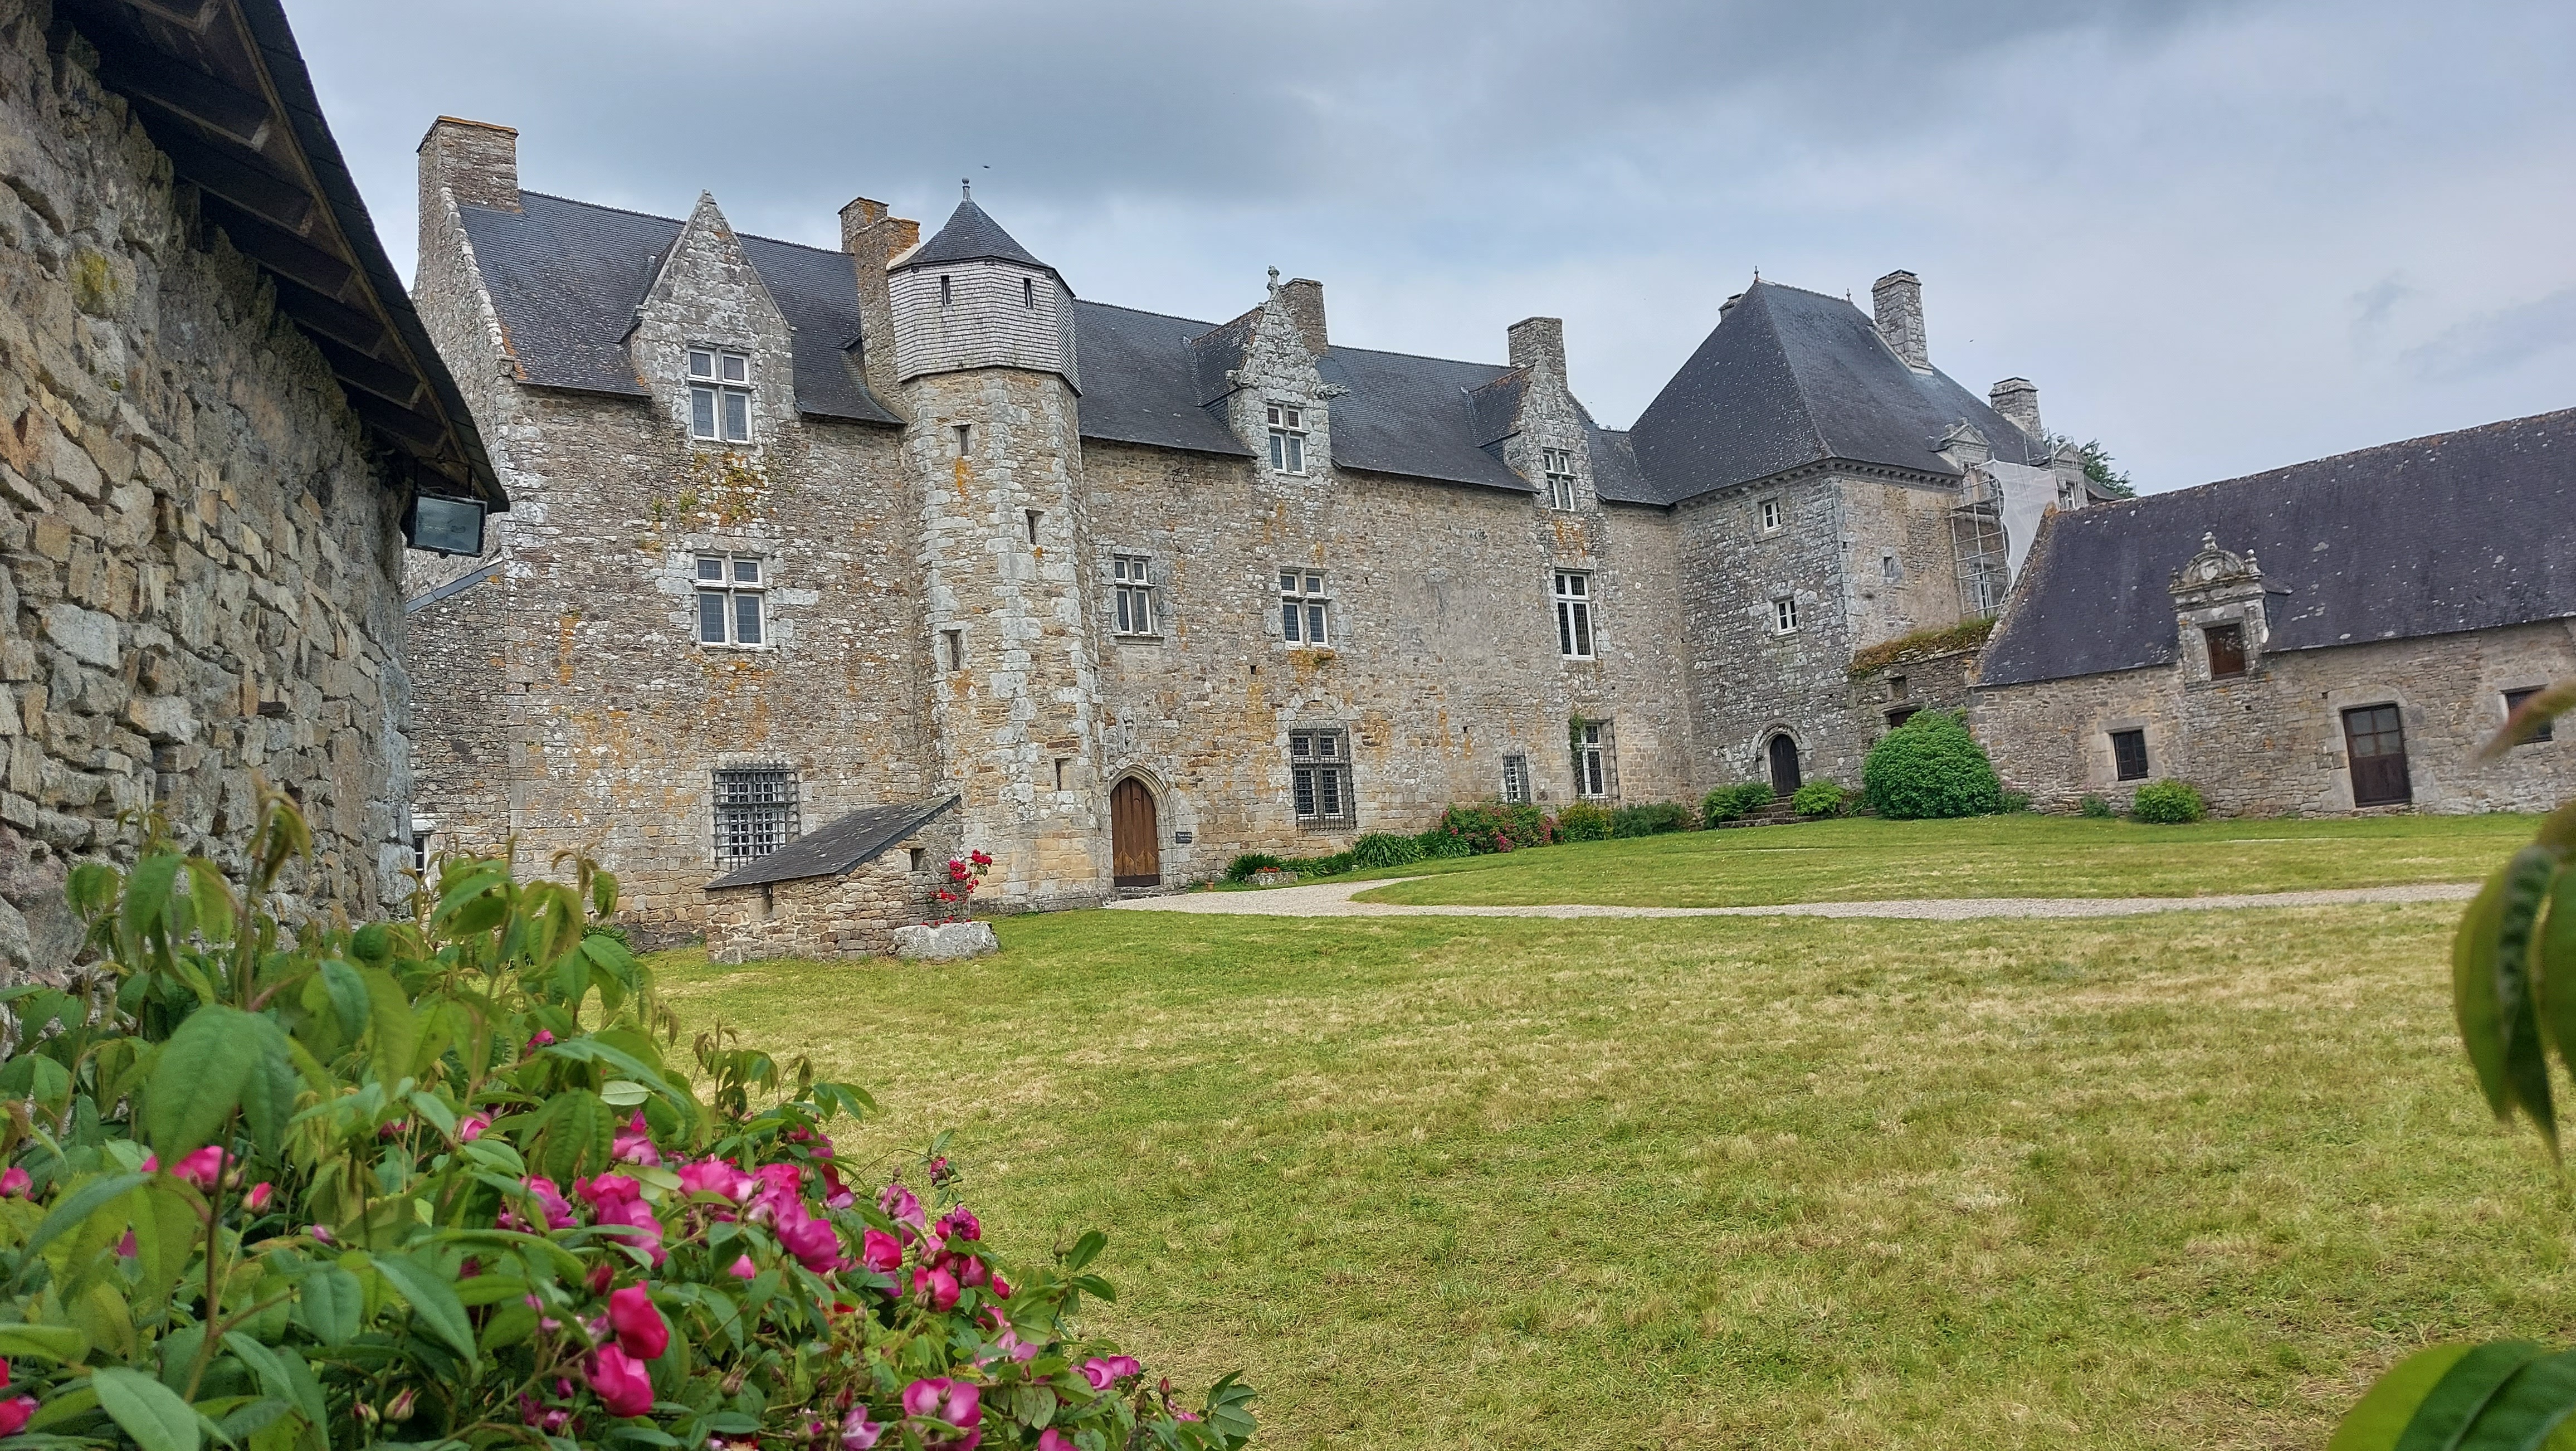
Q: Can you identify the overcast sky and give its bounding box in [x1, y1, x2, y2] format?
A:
[294, 0, 2572, 494]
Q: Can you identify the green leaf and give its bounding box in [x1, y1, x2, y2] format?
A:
[142, 1006, 294, 1158]
[180, 859, 237, 945]
[2456, 873, 2516, 1122]
[533, 1089, 614, 1184]
[406, 1092, 459, 1141]
[0, 1323, 88, 1362]
[316, 961, 370, 1043]
[2494, 847, 2565, 1150]
[13, 1171, 149, 1279]
[120, 854, 182, 956]
[0, 1054, 73, 1121]
[290, 1265, 363, 1346]
[92, 1365, 202, 1451]
[599, 1080, 650, 1108]
[372, 1251, 478, 1361]
[476, 1302, 539, 1355]
[2457, 1345, 2576, 1450]
[1061, 1230, 1108, 1273]
[2339, 1351, 2472, 1451]
[2539, 869, 2576, 1083]
[2398, 1341, 2548, 1451]
[1201, 1370, 1257, 1448]
[28, 1381, 102, 1432]
[362, 968, 421, 1087]
[222, 1333, 326, 1434]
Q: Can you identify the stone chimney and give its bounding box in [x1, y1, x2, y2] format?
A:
[1872, 270, 1927, 369]
[1507, 317, 1566, 381]
[837, 196, 911, 402]
[418, 117, 520, 214]
[1277, 277, 1328, 357]
[1989, 377, 2043, 443]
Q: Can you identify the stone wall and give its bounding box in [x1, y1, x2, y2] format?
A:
[1, 2, 413, 976]
[702, 812, 960, 963]
[1974, 620, 2576, 814]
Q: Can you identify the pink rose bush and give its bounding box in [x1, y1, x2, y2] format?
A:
[0, 801, 1252, 1451]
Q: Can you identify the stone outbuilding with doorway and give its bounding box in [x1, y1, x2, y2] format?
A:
[701, 797, 959, 962]
[1973, 410, 2576, 815]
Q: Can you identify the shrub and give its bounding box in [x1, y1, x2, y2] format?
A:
[1789, 780, 1850, 818]
[2079, 793, 2115, 819]
[1436, 802, 1550, 854]
[1701, 782, 1775, 826]
[1861, 709, 2006, 819]
[2001, 791, 2034, 814]
[1352, 831, 1424, 869]
[2130, 780, 2208, 824]
[0, 792, 1254, 1451]
[1609, 801, 1695, 838]
[1555, 801, 1613, 841]
[1416, 828, 1474, 859]
[1276, 851, 1357, 878]
[1224, 852, 1286, 882]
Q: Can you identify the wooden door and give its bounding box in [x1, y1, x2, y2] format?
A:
[2342, 704, 2412, 806]
[1768, 734, 1803, 796]
[1110, 778, 1160, 887]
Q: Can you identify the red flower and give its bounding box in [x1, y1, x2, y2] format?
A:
[607, 1284, 670, 1360]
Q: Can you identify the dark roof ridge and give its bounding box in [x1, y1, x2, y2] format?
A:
[1326, 339, 1507, 373]
[511, 189, 852, 260]
[2092, 405, 2576, 508]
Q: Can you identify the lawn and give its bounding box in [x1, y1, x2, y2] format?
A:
[653, 889, 2576, 1449]
[1336, 812, 2534, 908]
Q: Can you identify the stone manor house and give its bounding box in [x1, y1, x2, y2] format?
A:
[402, 119, 2572, 955]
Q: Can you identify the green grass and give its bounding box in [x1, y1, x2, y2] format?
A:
[655, 893, 2576, 1449]
[1335, 812, 2535, 908]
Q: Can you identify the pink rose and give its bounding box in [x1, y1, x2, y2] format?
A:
[1038, 1431, 1075, 1451]
[612, 1112, 662, 1167]
[989, 1272, 1011, 1301]
[164, 1145, 226, 1189]
[0, 1396, 35, 1437]
[584, 1345, 654, 1418]
[860, 1228, 903, 1274]
[677, 1157, 755, 1201]
[607, 1284, 669, 1360]
[456, 1112, 491, 1143]
[901, 1378, 980, 1430]
[524, 1177, 576, 1230]
[840, 1408, 885, 1449]
[912, 1265, 960, 1312]
[0, 1167, 29, 1197]
[880, 1181, 926, 1235]
[244, 1182, 273, 1213]
[776, 1207, 841, 1274]
[936, 1207, 981, 1242]
[729, 1254, 757, 1279]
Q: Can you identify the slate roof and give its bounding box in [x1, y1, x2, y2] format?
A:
[1066, 302, 1253, 457]
[1979, 408, 2576, 688]
[896, 197, 1052, 275]
[456, 192, 899, 424]
[705, 797, 958, 890]
[1623, 280, 2042, 507]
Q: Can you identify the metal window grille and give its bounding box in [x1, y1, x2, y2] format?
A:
[1501, 753, 1530, 805]
[1111, 555, 1158, 636]
[1574, 722, 1609, 798]
[713, 766, 798, 861]
[1541, 447, 1578, 510]
[686, 349, 753, 444]
[695, 554, 767, 647]
[1266, 403, 1307, 475]
[1554, 571, 1594, 658]
[1289, 728, 1353, 824]
[1279, 569, 1330, 647]
[2111, 729, 2150, 781]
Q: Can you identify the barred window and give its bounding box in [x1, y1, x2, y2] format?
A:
[1266, 403, 1307, 475]
[713, 765, 798, 861]
[696, 554, 767, 647]
[1501, 753, 1530, 805]
[1574, 720, 1611, 798]
[1289, 728, 1353, 825]
[686, 348, 752, 444]
[1112, 555, 1158, 636]
[1554, 570, 1594, 659]
[1280, 569, 1330, 647]
[1541, 446, 1578, 510]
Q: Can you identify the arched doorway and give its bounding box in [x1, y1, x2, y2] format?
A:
[1110, 778, 1161, 887]
[1767, 733, 1803, 797]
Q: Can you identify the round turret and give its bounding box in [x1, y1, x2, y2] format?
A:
[888, 188, 1079, 389]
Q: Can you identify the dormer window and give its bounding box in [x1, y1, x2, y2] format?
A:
[2204, 623, 2247, 678]
[687, 349, 752, 444]
[1541, 447, 1578, 510]
[1266, 404, 1306, 475]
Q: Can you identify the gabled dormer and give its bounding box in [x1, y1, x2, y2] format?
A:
[1486, 317, 1594, 513]
[628, 192, 798, 449]
[887, 189, 1079, 390]
[1197, 270, 1336, 478]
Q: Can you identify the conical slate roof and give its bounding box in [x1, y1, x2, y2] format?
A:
[897, 195, 1053, 276]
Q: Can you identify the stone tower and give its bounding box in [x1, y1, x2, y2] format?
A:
[889, 191, 1106, 909]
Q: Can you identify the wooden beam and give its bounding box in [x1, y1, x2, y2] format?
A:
[268, 274, 386, 355]
[348, 393, 446, 452]
[155, 128, 312, 233]
[103, 0, 217, 30]
[92, 42, 270, 150]
[309, 334, 422, 411]
[199, 195, 353, 298]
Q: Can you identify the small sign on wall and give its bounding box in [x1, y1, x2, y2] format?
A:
[1173, 831, 1193, 844]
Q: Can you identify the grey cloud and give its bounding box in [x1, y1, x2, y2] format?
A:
[2404, 288, 2576, 381]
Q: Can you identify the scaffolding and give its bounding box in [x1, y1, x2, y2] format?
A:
[1950, 469, 2010, 616]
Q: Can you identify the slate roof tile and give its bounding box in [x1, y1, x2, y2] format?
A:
[705, 797, 958, 890]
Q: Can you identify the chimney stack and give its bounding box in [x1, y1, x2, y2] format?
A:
[1277, 277, 1328, 356]
[418, 117, 521, 214]
[836, 195, 912, 401]
[1507, 317, 1566, 381]
[1872, 270, 1927, 369]
[1988, 377, 2044, 443]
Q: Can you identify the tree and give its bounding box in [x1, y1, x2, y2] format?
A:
[2048, 434, 2136, 498]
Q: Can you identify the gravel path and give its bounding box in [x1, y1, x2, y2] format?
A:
[1104, 878, 2482, 922]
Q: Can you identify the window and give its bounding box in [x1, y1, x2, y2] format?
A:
[1759, 498, 1782, 533]
[1502, 753, 1530, 805]
[2110, 728, 2149, 781]
[1881, 552, 1899, 581]
[2204, 623, 2247, 678]
[1111, 555, 1157, 636]
[1541, 446, 1578, 510]
[1289, 728, 1353, 824]
[1266, 403, 1307, 474]
[939, 274, 953, 305]
[408, 822, 435, 873]
[1574, 720, 1609, 798]
[2343, 704, 2412, 806]
[953, 423, 972, 456]
[1024, 510, 1043, 546]
[713, 765, 798, 861]
[1022, 276, 1036, 308]
[1885, 705, 1919, 728]
[1772, 596, 1799, 634]
[940, 629, 964, 671]
[686, 349, 752, 444]
[695, 554, 767, 647]
[2505, 688, 2558, 743]
[1280, 569, 1330, 647]
[1553, 570, 1594, 659]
